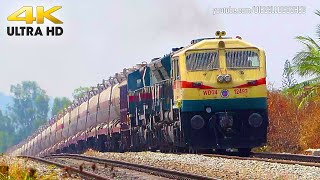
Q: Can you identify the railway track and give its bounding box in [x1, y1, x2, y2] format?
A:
[18, 155, 109, 179]
[251, 152, 320, 163]
[18, 151, 320, 180]
[200, 152, 320, 167]
[45, 154, 214, 180]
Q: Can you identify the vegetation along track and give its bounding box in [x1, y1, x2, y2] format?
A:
[45, 154, 214, 180]
[201, 152, 320, 167]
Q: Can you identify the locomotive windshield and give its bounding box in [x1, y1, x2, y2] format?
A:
[186, 51, 219, 71]
[226, 50, 260, 68]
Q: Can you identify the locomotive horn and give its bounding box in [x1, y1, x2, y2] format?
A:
[215, 30, 226, 38]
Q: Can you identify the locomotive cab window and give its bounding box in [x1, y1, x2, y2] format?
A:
[186, 51, 219, 71]
[226, 50, 260, 68]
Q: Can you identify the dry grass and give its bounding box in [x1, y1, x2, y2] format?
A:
[0, 157, 29, 180]
[84, 149, 99, 156]
[0, 156, 60, 180]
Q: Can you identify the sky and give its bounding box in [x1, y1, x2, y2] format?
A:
[0, 0, 319, 99]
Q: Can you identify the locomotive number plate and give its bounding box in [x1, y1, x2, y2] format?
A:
[234, 88, 248, 95]
[202, 89, 218, 96]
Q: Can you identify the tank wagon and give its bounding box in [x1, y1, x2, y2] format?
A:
[10, 31, 268, 156]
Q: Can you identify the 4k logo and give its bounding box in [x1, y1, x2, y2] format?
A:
[8, 6, 63, 24]
[7, 6, 63, 36]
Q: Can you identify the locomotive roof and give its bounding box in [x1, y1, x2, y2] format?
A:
[172, 38, 264, 57]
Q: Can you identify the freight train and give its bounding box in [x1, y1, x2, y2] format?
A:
[9, 31, 268, 156]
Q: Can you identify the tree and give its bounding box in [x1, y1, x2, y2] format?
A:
[72, 86, 91, 99]
[0, 110, 14, 152]
[282, 60, 297, 89]
[8, 81, 49, 142]
[51, 97, 72, 116]
[289, 10, 320, 107]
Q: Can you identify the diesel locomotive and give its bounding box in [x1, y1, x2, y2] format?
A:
[10, 31, 268, 156]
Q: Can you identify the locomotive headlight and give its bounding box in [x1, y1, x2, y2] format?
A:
[205, 107, 212, 113]
[217, 75, 225, 83]
[191, 115, 205, 130]
[248, 113, 263, 128]
[224, 74, 232, 82]
[219, 114, 233, 128]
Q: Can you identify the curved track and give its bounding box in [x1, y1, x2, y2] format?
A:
[45, 154, 214, 180]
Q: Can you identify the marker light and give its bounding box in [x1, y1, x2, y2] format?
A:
[205, 107, 212, 114]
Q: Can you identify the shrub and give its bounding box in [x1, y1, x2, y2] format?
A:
[266, 89, 320, 153]
[267, 90, 301, 153]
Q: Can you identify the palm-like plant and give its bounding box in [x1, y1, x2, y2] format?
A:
[289, 10, 320, 108]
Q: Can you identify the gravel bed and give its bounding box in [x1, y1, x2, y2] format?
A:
[0, 155, 81, 179]
[85, 151, 320, 180]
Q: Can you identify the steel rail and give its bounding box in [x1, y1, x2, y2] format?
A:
[46, 154, 215, 180]
[251, 152, 320, 163]
[18, 156, 110, 180]
[201, 153, 320, 168]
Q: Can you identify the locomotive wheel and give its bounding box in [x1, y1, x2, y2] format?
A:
[238, 148, 251, 156]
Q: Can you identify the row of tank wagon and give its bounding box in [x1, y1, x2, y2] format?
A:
[10, 74, 127, 156]
[10, 54, 174, 156]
